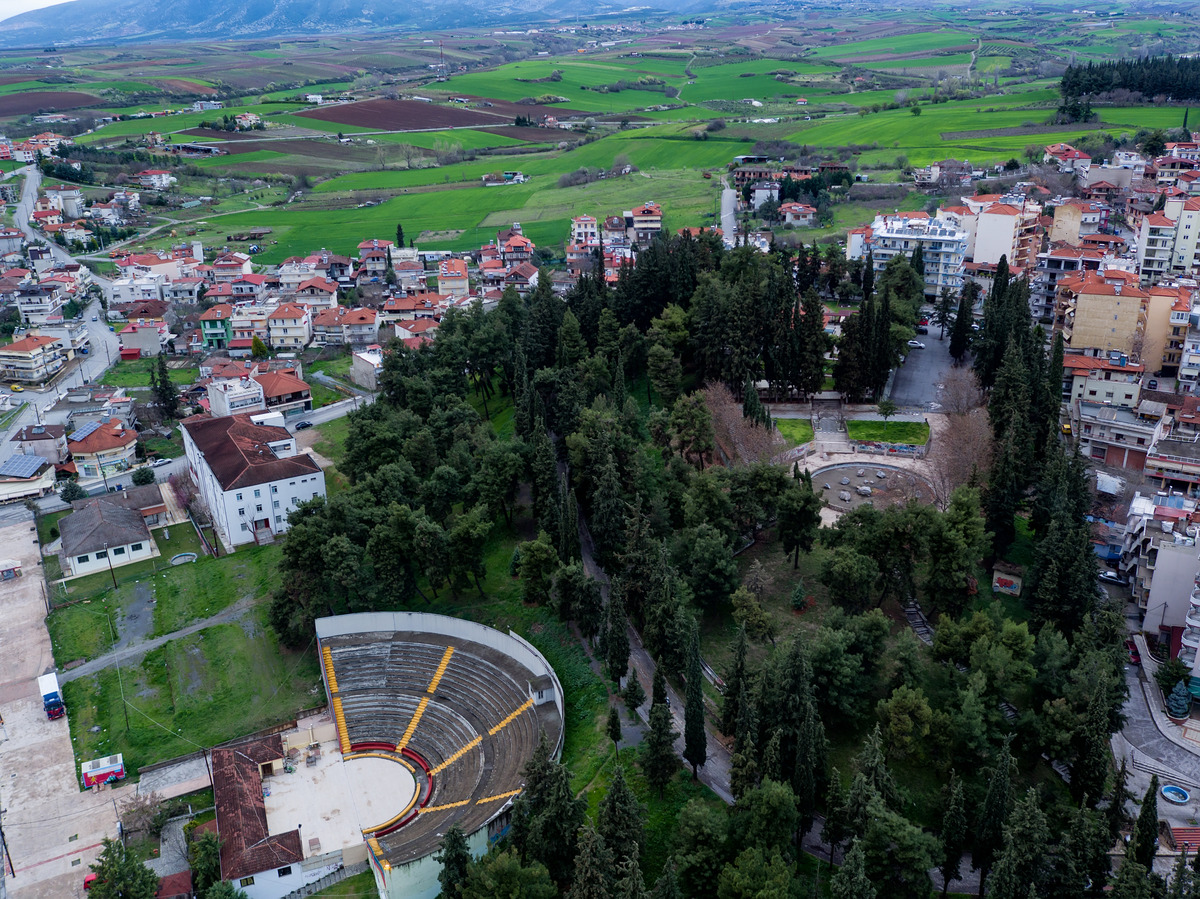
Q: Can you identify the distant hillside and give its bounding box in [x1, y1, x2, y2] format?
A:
[0, 0, 698, 46]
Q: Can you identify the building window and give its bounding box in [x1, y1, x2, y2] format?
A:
[237, 508, 244, 516]
[256, 504, 263, 513]
[95, 550, 107, 559]
[113, 547, 126, 556]
[273, 501, 280, 509]
[277, 867, 292, 878]
[236, 493, 243, 501]
[254, 489, 261, 498]
[240, 877, 255, 887]
[77, 555, 88, 564]
[272, 486, 278, 494]
[131, 543, 143, 552]
[276, 516, 283, 524]
[241, 523, 249, 532]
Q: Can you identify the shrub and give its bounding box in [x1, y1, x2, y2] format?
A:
[1155, 656, 1190, 696]
[1168, 680, 1192, 719]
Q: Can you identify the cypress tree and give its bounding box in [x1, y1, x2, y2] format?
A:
[1131, 774, 1159, 869]
[974, 736, 1015, 896]
[862, 250, 875, 303]
[910, 244, 925, 278]
[683, 620, 707, 779]
[949, 288, 973, 363]
[623, 667, 646, 718]
[607, 706, 622, 755]
[643, 669, 678, 797]
[721, 626, 749, 735]
[1070, 685, 1114, 805]
[1107, 759, 1135, 841]
[793, 698, 828, 839]
[604, 582, 631, 687]
[939, 772, 968, 897]
[650, 861, 682, 899]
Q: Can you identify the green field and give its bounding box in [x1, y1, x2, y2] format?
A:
[845, 419, 931, 445]
[776, 418, 815, 446]
[808, 30, 977, 60]
[97, 359, 198, 389]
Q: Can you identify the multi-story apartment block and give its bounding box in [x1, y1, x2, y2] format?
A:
[1055, 270, 1147, 357]
[858, 213, 967, 295]
[1031, 244, 1105, 323]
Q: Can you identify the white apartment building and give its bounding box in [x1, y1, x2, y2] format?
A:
[860, 213, 967, 295]
[209, 377, 266, 417]
[181, 412, 326, 550]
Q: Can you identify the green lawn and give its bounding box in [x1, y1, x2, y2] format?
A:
[310, 872, 377, 896]
[97, 360, 197, 389]
[845, 420, 931, 445]
[61, 609, 322, 781]
[775, 418, 814, 446]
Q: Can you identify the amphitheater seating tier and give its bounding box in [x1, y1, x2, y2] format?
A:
[321, 630, 561, 868]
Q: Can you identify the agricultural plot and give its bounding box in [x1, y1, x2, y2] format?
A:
[0, 91, 100, 116]
[807, 29, 978, 61]
[296, 98, 510, 130]
[444, 59, 686, 113]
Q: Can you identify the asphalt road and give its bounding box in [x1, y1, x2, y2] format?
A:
[888, 323, 956, 409]
[720, 182, 737, 247]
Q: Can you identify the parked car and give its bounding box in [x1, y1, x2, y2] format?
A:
[1148, 379, 1159, 390]
[1098, 570, 1126, 585]
[9, 384, 24, 392]
[294, 420, 314, 430]
[906, 340, 925, 349]
[90, 315, 98, 321]
[151, 458, 172, 468]
[1125, 639, 1141, 666]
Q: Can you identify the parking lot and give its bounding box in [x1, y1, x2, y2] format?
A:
[889, 325, 957, 409]
[0, 522, 124, 898]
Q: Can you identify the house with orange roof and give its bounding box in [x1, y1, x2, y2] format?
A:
[312, 307, 377, 348]
[294, 276, 339, 306]
[200, 304, 235, 350]
[779, 203, 817, 227]
[974, 200, 1042, 271]
[67, 417, 139, 478]
[136, 169, 176, 190]
[437, 258, 470, 297]
[0, 334, 66, 384]
[1054, 270, 1148, 357]
[395, 318, 440, 340]
[254, 370, 312, 417]
[1043, 143, 1091, 176]
[1139, 284, 1194, 377]
[266, 303, 311, 350]
[627, 202, 664, 244]
[1062, 353, 1144, 407]
[212, 252, 252, 283]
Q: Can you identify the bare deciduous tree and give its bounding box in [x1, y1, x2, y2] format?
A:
[701, 382, 781, 465]
[927, 410, 993, 509]
[938, 367, 984, 415]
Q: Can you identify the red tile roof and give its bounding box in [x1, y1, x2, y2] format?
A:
[3, 335, 58, 354]
[181, 413, 321, 490]
[213, 734, 303, 882]
[253, 370, 309, 398]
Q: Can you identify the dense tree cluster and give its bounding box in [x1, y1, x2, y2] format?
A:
[1061, 56, 1200, 105]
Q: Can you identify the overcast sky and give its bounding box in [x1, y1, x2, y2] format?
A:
[0, 0, 73, 20]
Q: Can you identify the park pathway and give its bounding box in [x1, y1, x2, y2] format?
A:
[58, 595, 258, 683]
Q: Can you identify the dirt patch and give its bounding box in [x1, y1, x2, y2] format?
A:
[296, 99, 505, 131]
[177, 127, 273, 141]
[481, 125, 560, 141]
[418, 229, 465, 242]
[0, 91, 100, 116]
[115, 581, 157, 652]
[154, 79, 218, 95]
[458, 97, 588, 120]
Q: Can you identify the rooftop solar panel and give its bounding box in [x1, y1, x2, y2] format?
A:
[68, 420, 101, 442]
[0, 454, 46, 478]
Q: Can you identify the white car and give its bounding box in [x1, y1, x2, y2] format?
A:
[1098, 571, 1126, 585]
[150, 458, 172, 468]
[907, 340, 925, 349]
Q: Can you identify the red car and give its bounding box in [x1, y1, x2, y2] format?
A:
[1125, 639, 1141, 666]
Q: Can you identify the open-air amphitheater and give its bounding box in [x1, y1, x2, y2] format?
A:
[213, 612, 564, 899]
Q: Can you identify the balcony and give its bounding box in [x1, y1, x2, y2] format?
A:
[1185, 608, 1200, 630]
[1183, 627, 1200, 652]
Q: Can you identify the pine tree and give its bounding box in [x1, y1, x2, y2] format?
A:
[1131, 774, 1159, 869]
[831, 840, 875, 899]
[437, 825, 472, 899]
[643, 671, 679, 798]
[683, 620, 707, 779]
[650, 861, 682, 899]
[87, 838, 160, 899]
[1169, 846, 1192, 899]
[599, 765, 645, 868]
[567, 826, 614, 899]
[613, 847, 648, 899]
[510, 734, 586, 889]
[1109, 859, 1154, 899]
[939, 772, 968, 897]
[987, 788, 1052, 899]
[1071, 685, 1114, 805]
